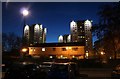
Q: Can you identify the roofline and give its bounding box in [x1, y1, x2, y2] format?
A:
[29, 42, 85, 47]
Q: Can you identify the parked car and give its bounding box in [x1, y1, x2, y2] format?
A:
[39, 62, 54, 73]
[3, 63, 23, 79]
[3, 62, 46, 79]
[40, 62, 54, 67]
[111, 64, 120, 79]
[47, 63, 75, 79]
[21, 63, 42, 79]
[68, 62, 79, 76]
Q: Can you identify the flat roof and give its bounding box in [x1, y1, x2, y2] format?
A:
[29, 42, 85, 47]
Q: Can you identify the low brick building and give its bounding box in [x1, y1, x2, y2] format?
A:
[28, 42, 85, 59]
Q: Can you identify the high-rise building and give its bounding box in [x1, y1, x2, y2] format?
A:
[24, 25, 30, 40]
[29, 42, 85, 59]
[58, 19, 93, 58]
[84, 20, 93, 58]
[58, 34, 71, 43]
[24, 24, 47, 45]
[70, 20, 93, 58]
[42, 28, 47, 43]
[76, 20, 85, 43]
[70, 21, 78, 42]
[58, 35, 63, 43]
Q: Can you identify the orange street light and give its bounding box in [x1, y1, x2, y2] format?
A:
[22, 48, 28, 52]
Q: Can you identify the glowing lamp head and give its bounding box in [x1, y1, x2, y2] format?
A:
[21, 8, 29, 16]
[22, 48, 28, 52]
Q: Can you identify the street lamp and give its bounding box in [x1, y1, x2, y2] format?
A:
[22, 9, 29, 16]
[21, 48, 28, 57]
[21, 48, 28, 52]
[21, 8, 29, 25]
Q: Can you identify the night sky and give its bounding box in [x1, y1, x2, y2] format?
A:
[2, 2, 112, 43]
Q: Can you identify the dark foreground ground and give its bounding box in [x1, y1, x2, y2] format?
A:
[2, 55, 120, 79]
[1, 68, 112, 79]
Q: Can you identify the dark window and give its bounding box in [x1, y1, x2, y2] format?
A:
[73, 30, 75, 32]
[53, 48, 56, 51]
[62, 48, 66, 51]
[72, 48, 78, 51]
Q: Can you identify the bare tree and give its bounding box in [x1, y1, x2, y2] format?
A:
[93, 2, 120, 59]
[2, 32, 22, 52]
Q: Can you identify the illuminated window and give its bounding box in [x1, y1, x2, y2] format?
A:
[60, 55, 63, 58]
[72, 56, 75, 58]
[80, 26, 82, 28]
[75, 40, 77, 42]
[78, 36, 80, 38]
[42, 48, 45, 51]
[34, 49, 35, 51]
[30, 49, 33, 52]
[80, 36, 82, 38]
[66, 47, 71, 50]
[50, 56, 53, 58]
[86, 51, 88, 53]
[86, 53, 89, 57]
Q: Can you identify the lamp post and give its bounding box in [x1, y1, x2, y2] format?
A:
[21, 48, 28, 57]
[21, 8, 30, 46]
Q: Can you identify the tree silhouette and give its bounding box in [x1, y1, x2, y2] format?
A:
[93, 2, 120, 59]
[2, 32, 22, 52]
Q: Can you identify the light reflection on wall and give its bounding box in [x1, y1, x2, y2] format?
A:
[58, 35, 63, 42]
[24, 25, 30, 39]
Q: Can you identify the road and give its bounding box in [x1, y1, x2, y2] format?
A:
[79, 68, 112, 79]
